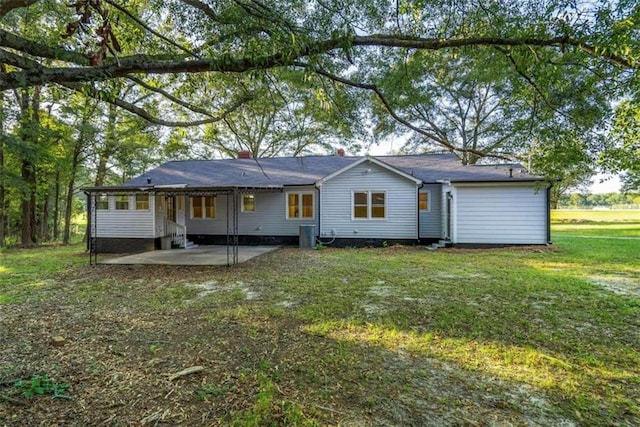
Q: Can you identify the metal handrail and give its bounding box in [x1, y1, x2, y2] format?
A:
[166, 220, 186, 248]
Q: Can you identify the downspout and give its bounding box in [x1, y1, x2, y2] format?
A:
[84, 191, 90, 253]
[417, 183, 424, 243]
[315, 185, 321, 242]
[546, 184, 552, 244]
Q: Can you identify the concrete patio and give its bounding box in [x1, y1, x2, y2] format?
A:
[98, 245, 280, 266]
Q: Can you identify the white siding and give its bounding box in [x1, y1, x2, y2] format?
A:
[94, 194, 156, 238]
[454, 185, 547, 244]
[419, 184, 443, 238]
[319, 162, 418, 239]
[185, 187, 318, 236]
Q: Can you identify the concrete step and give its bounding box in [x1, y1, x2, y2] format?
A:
[426, 240, 452, 251]
[184, 240, 199, 249]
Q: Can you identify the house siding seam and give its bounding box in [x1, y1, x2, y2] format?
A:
[455, 185, 547, 244]
[319, 162, 418, 239]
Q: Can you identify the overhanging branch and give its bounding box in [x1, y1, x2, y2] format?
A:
[0, 34, 635, 91]
[301, 62, 511, 161]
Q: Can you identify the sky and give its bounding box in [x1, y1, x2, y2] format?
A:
[590, 173, 621, 194]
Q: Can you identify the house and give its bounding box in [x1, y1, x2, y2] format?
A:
[83, 153, 552, 254]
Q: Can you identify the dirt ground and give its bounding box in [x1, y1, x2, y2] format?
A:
[0, 248, 631, 426]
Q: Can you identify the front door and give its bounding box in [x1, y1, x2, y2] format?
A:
[166, 196, 176, 222]
[176, 195, 186, 225]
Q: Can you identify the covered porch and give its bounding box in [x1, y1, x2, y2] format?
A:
[97, 245, 280, 266]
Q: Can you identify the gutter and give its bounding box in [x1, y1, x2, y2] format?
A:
[546, 183, 552, 244]
[417, 182, 424, 241]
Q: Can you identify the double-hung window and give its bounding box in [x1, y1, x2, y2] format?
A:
[191, 196, 216, 219]
[287, 192, 314, 219]
[115, 195, 129, 210]
[96, 194, 109, 210]
[136, 194, 150, 210]
[242, 194, 255, 212]
[353, 191, 386, 219]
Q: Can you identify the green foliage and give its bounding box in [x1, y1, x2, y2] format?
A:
[14, 374, 70, 399]
[196, 384, 231, 400]
[558, 192, 639, 208]
[602, 100, 640, 192]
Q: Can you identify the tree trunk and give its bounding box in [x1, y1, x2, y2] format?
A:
[94, 103, 117, 187]
[18, 86, 41, 246]
[0, 92, 5, 247]
[62, 162, 79, 245]
[20, 161, 36, 246]
[53, 170, 60, 240]
[39, 187, 50, 241]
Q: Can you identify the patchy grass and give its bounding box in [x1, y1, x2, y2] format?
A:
[0, 231, 638, 426]
[0, 244, 87, 304]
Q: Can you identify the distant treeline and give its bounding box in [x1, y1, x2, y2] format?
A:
[559, 192, 640, 208]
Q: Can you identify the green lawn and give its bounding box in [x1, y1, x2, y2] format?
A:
[0, 220, 638, 425]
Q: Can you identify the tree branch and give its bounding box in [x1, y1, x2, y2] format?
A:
[126, 76, 223, 118]
[60, 81, 251, 127]
[303, 63, 510, 162]
[0, 30, 89, 65]
[0, 0, 38, 17]
[103, 0, 197, 58]
[0, 33, 635, 91]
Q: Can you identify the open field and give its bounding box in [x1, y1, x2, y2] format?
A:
[552, 208, 640, 223]
[552, 209, 640, 238]
[1, 219, 639, 426]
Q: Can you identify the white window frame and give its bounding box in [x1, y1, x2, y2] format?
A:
[241, 194, 256, 213]
[419, 190, 431, 212]
[286, 191, 315, 220]
[352, 190, 387, 220]
[114, 195, 130, 211]
[190, 195, 217, 219]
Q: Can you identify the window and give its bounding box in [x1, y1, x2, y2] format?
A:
[191, 196, 216, 219]
[96, 194, 108, 210]
[115, 195, 129, 210]
[353, 191, 386, 219]
[287, 192, 314, 219]
[419, 191, 430, 211]
[242, 194, 255, 212]
[136, 194, 149, 210]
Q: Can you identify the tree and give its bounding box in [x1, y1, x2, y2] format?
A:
[527, 130, 595, 208]
[602, 100, 640, 192]
[200, 70, 361, 158]
[0, 0, 637, 132]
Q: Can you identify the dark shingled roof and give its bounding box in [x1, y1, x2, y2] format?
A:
[92, 153, 543, 191]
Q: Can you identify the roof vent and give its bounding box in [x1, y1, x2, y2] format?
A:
[238, 150, 252, 159]
[336, 148, 345, 157]
[146, 177, 152, 184]
[509, 167, 513, 178]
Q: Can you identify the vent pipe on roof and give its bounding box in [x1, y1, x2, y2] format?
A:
[336, 148, 345, 157]
[509, 167, 513, 178]
[238, 150, 252, 159]
[147, 177, 152, 184]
